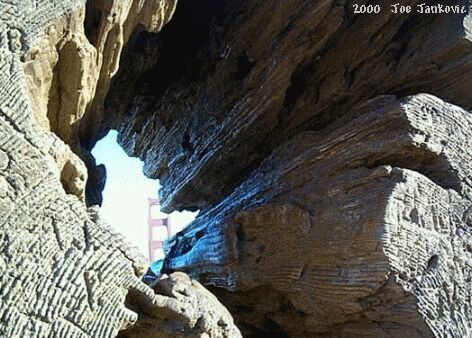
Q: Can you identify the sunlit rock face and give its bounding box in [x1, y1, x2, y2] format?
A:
[108, 0, 472, 337]
[0, 1, 240, 337]
[1, 0, 472, 337]
[162, 94, 472, 337]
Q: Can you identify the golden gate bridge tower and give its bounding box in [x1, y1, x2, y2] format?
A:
[147, 198, 172, 261]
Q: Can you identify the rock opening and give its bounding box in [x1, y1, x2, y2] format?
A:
[92, 130, 197, 259]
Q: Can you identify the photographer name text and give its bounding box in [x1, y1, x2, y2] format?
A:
[353, 3, 468, 14]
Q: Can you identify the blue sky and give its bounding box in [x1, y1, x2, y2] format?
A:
[92, 130, 197, 258]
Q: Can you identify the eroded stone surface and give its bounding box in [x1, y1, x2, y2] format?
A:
[2, 0, 472, 337]
[161, 95, 472, 337]
[21, 0, 177, 205]
[103, 3, 472, 334]
[0, 1, 240, 337]
[114, 0, 472, 213]
[119, 272, 242, 338]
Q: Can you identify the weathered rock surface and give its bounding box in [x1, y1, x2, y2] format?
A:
[1, 0, 472, 337]
[21, 0, 177, 205]
[120, 272, 242, 338]
[161, 94, 472, 336]
[110, 1, 472, 336]
[115, 0, 472, 213]
[0, 1, 240, 337]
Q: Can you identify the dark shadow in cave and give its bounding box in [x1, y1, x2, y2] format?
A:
[136, 0, 229, 98]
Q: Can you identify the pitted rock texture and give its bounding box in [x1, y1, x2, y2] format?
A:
[22, 0, 177, 206]
[102, 0, 472, 336]
[0, 1, 240, 338]
[120, 272, 242, 338]
[2, 0, 472, 338]
[161, 95, 472, 337]
[114, 0, 472, 213]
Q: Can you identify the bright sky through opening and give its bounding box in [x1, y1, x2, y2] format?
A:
[92, 130, 197, 258]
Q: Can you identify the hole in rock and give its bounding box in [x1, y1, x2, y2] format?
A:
[427, 254, 439, 271]
[137, 0, 228, 98]
[91, 130, 198, 261]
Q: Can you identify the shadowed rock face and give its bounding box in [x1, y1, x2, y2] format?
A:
[1, 0, 471, 338]
[113, 0, 472, 213]
[107, 0, 472, 336]
[161, 94, 472, 337]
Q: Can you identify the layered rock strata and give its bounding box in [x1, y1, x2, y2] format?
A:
[107, 0, 472, 336]
[22, 0, 177, 205]
[162, 94, 472, 337]
[116, 0, 472, 213]
[0, 0, 240, 337]
[1, 0, 472, 337]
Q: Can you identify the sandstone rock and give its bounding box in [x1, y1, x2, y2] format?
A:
[0, 1, 239, 337]
[104, 3, 472, 334]
[120, 272, 241, 338]
[161, 94, 472, 337]
[21, 0, 177, 205]
[114, 0, 472, 213]
[2, 0, 472, 337]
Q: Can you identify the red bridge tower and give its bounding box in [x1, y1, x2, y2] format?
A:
[148, 198, 172, 261]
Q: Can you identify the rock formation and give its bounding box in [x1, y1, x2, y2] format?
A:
[1, 0, 471, 337]
[112, 1, 472, 336]
[0, 1, 240, 337]
[162, 94, 472, 337]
